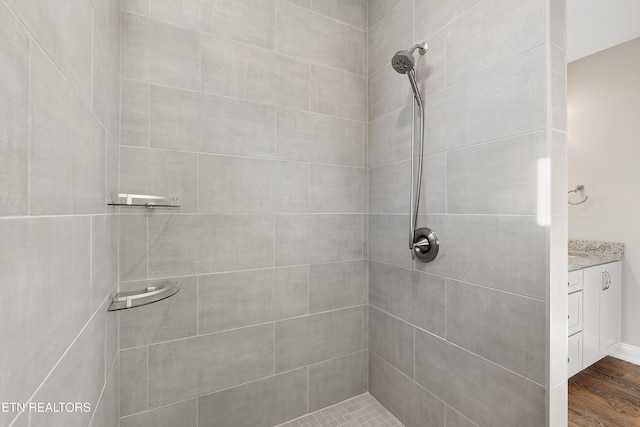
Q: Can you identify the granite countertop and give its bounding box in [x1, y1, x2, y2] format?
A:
[568, 240, 625, 271]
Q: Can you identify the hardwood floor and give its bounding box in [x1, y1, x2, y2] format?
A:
[569, 356, 640, 426]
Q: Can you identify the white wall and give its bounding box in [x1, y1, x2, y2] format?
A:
[567, 0, 640, 62]
[568, 37, 640, 347]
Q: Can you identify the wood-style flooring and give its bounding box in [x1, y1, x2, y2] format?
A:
[569, 356, 640, 426]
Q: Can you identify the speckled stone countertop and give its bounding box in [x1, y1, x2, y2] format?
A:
[568, 240, 624, 271]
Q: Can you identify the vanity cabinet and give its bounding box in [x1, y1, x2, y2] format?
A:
[568, 261, 621, 378]
[582, 261, 621, 368]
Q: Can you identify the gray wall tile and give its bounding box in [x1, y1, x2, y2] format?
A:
[367, 0, 412, 76]
[369, 352, 445, 427]
[446, 406, 479, 427]
[202, 34, 309, 110]
[368, 214, 412, 269]
[122, 13, 200, 89]
[30, 45, 105, 215]
[362, 213, 368, 259]
[119, 214, 148, 281]
[119, 277, 198, 349]
[275, 214, 363, 266]
[445, 0, 545, 85]
[309, 351, 368, 411]
[148, 214, 275, 277]
[123, 0, 150, 15]
[369, 262, 445, 337]
[550, 0, 566, 49]
[198, 368, 307, 427]
[121, 399, 197, 427]
[310, 65, 366, 121]
[285, 0, 310, 7]
[368, 0, 400, 30]
[199, 155, 308, 213]
[552, 131, 568, 216]
[121, 79, 150, 148]
[425, 46, 547, 154]
[0, 5, 28, 216]
[446, 279, 546, 384]
[311, 0, 367, 30]
[200, 0, 275, 49]
[92, 10, 120, 138]
[309, 164, 367, 213]
[369, 160, 409, 214]
[31, 312, 105, 427]
[106, 132, 119, 204]
[276, 108, 363, 167]
[414, 0, 479, 41]
[309, 260, 368, 313]
[150, 85, 276, 157]
[149, 84, 202, 152]
[92, 215, 118, 313]
[415, 215, 547, 299]
[120, 146, 198, 212]
[278, 0, 364, 75]
[414, 330, 545, 427]
[91, 361, 119, 427]
[447, 132, 547, 214]
[119, 347, 148, 417]
[368, 307, 414, 377]
[0, 217, 91, 420]
[552, 44, 567, 132]
[151, 0, 199, 29]
[105, 298, 118, 379]
[415, 29, 447, 98]
[417, 152, 448, 215]
[5, 0, 93, 104]
[199, 266, 308, 333]
[362, 305, 369, 349]
[368, 65, 411, 121]
[275, 307, 363, 372]
[367, 106, 411, 168]
[148, 323, 274, 407]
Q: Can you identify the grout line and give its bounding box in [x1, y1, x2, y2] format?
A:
[120, 305, 367, 352]
[123, 76, 366, 126]
[119, 141, 368, 170]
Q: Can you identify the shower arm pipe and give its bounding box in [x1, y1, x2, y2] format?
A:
[408, 69, 425, 251]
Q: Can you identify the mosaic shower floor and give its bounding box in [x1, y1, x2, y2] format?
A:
[276, 393, 403, 427]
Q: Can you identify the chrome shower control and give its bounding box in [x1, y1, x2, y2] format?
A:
[413, 227, 439, 262]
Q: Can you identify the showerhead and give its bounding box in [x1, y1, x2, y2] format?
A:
[391, 42, 428, 74]
[391, 51, 415, 74]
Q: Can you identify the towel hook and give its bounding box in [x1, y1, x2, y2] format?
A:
[568, 185, 588, 205]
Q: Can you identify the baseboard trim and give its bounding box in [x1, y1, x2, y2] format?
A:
[610, 343, 640, 366]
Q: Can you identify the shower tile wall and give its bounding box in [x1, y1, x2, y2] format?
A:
[0, 0, 120, 426]
[367, 0, 566, 426]
[118, 1, 368, 426]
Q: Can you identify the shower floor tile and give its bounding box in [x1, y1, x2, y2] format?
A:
[276, 393, 403, 427]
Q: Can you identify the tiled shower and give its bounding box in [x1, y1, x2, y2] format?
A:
[0, 0, 567, 426]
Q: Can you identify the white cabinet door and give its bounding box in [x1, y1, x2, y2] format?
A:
[581, 261, 622, 369]
[568, 291, 583, 336]
[568, 332, 583, 378]
[582, 265, 601, 368]
[600, 262, 621, 353]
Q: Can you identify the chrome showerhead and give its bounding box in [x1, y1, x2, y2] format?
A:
[390, 42, 428, 74]
[391, 51, 415, 74]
